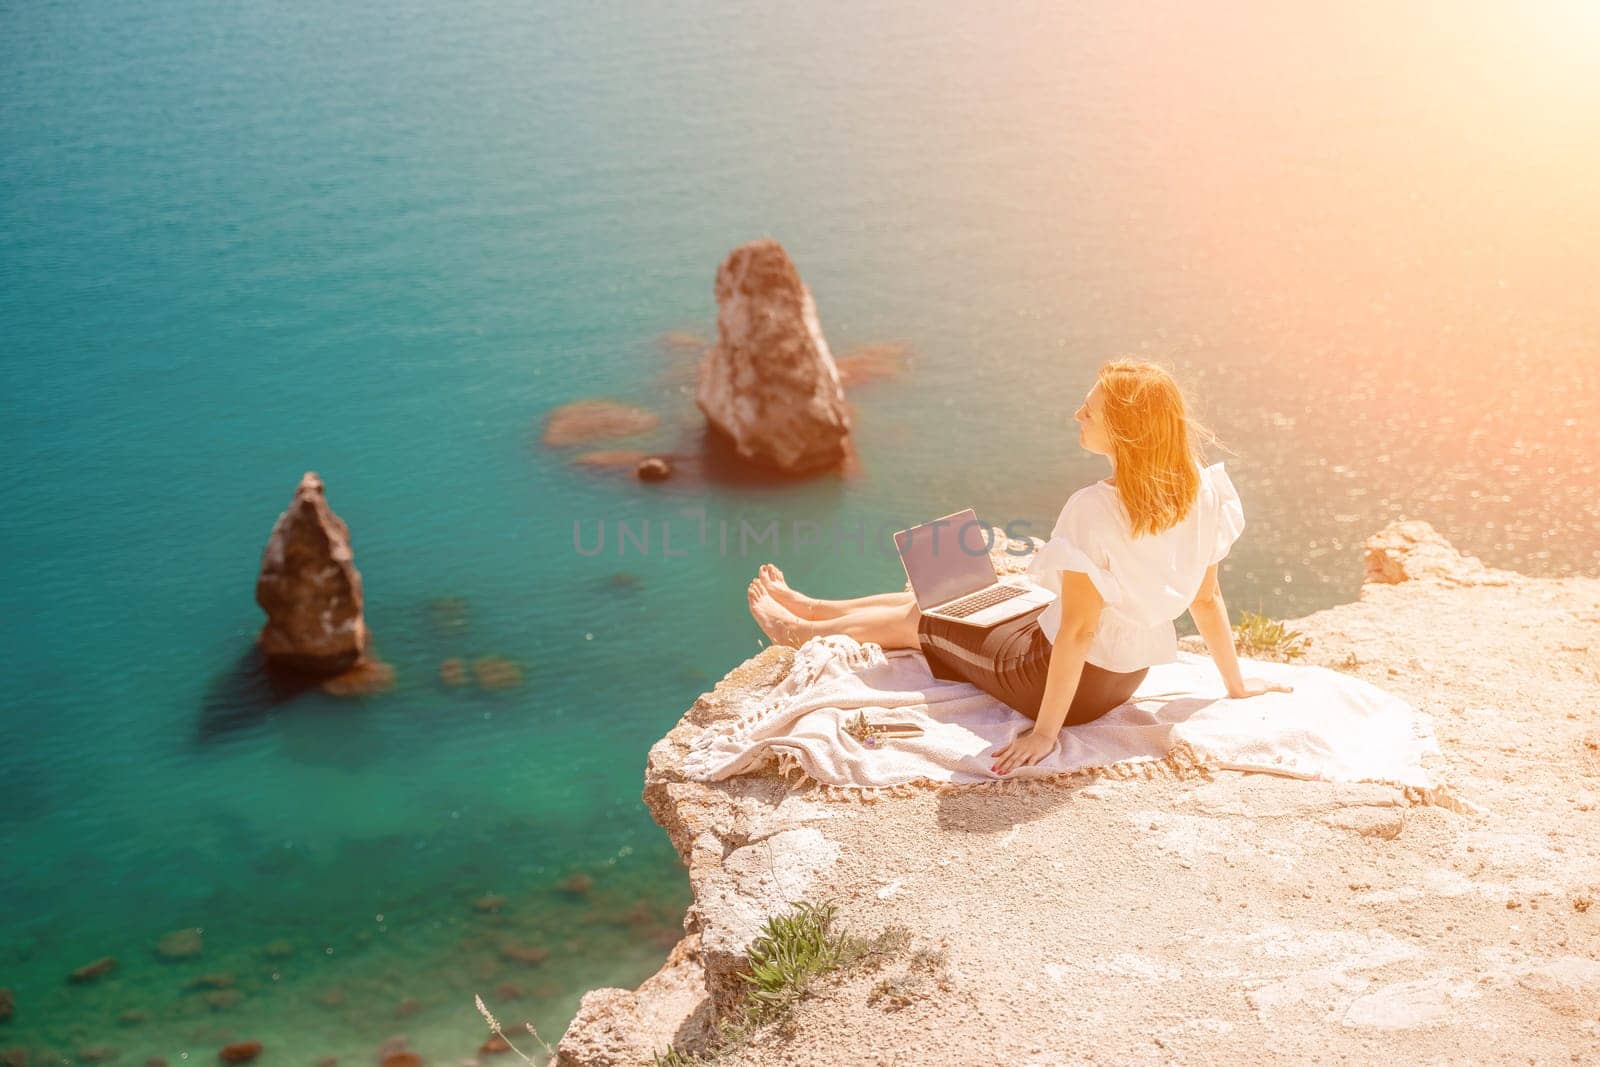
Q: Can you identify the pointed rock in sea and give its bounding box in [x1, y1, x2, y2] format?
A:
[255, 472, 369, 677]
[695, 239, 852, 474]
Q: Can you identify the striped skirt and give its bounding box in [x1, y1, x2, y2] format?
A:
[916, 603, 1149, 725]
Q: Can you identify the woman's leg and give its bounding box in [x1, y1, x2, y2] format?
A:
[756, 563, 915, 619]
[748, 580, 921, 650]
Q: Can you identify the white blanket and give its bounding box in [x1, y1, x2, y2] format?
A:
[681, 635, 1447, 802]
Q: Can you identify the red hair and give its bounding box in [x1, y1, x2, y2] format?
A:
[1096, 359, 1230, 537]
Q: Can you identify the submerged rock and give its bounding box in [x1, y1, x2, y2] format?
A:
[656, 330, 708, 355]
[498, 942, 548, 966]
[439, 659, 467, 687]
[835, 340, 914, 387]
[319, 657, 394, 697]
[155, 927, 203, 960]
[472, 657, 523, 691]
[570, 449, 697, 487]
[694, 239, 851, 474]
[555, 871, 593, 895]
[67, 957, 117, 984]
[255, 473, 370, 678]
[570, 448, 651, 471]
[542, 400, 660, 447]
[202, 989, 242, 1012]
[260, 939, 295, 960]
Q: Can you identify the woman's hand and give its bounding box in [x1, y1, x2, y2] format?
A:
[991, 727, 1058, 775]
[1228, 677, 1294, 699]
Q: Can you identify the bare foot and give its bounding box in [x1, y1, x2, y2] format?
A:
[757, 563, 819, 620]
[748, 579, 806, 647]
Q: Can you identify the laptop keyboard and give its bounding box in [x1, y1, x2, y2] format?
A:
[939, 584, 1026, 619]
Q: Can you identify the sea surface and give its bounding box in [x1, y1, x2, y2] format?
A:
[3, 0, 1597, 1061]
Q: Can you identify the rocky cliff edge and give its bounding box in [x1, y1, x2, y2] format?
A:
[556, 521, 1600, 1065]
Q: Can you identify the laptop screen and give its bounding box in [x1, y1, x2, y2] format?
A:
[894, 509, 999, 610]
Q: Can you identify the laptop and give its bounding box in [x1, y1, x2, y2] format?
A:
[893, 508, 1055, 627]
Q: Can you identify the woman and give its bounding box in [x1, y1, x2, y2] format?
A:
[746, 358, 1293, 776]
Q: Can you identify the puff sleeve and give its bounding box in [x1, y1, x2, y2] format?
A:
[1207, 462, 1246, 565]
[1025, 491, 1123, 606]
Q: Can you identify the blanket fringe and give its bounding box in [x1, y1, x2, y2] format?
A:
[766, 741, 1470, 811]
[689, 637, 889, 758]
[765, 742, 1221, 803]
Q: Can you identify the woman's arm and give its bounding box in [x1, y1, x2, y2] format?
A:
[1187, 562, 1248, 697]
[991, 571, 1102, 773]
[1033, 570, 1103, 735]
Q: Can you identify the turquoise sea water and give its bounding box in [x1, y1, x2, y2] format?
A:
[4, 1, 1598, 1061]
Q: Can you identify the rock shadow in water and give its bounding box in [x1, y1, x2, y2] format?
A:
[197, 648, 391, 770]
[197, 646, 320, 745]
[675, 423, 863, 489]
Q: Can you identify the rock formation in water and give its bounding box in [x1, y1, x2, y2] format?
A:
[255, 472, 370, 678]
[553, 520, 1600, 1065]
[695, 239, 852, 474]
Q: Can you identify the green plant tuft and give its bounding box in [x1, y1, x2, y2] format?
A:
[741, 900, 844, 1019]
[1233, 609, 1310, 661]
[650, 899, 911, 1065]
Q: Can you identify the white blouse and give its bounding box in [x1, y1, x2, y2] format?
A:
[1023, 461, 1246, 673]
